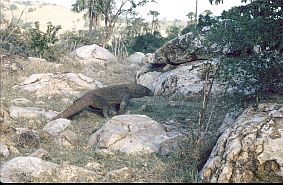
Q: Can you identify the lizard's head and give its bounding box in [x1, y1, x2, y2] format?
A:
[130, 84, 154, 98]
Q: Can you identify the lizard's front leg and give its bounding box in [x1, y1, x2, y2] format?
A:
[91, 96, 110, 118]
[118, 94, 131, 115]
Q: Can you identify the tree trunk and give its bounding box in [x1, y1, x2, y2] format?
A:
[195, 0, 198, 28]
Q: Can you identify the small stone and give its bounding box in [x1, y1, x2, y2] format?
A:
[0, 143, 11, 157]
[84, 162, 101, 170]
[107, 167, 132, 179]
[42, 118, 71, 138]
[29, 149, 48, 159]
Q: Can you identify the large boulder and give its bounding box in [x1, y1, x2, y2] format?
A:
[88, 114, 169, 155]
[200, 103, 283, 183]
[153, 32, 208, 65]
[137, 60, 222, 97]
[70, 44, 116, 66]
[71, 44, 116, 61]
[13, 73, 103, 97]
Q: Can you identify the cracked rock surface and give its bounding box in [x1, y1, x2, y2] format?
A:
[200, 103, 283, 183]
[88, 114, 169, 155]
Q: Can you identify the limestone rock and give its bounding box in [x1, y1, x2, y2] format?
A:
[0, 156, 59, 183]
[29, 149, 49, 159]
[51, 164, 101, 182]
[70, 44, 116, 62]
[10, 98, 34, 106]
[84, 162, 101, 171]
[153, 61, 222, 97]
[55, 130, 79, 150]
[13, 73, 102, 97]
[106, 167, 132, 179]
[136, 71, 162, 92]
[153, 33, 208, 65]
[126, 52, 145, 64]
[88, 115, 169, 155]
[142, 53, 155, 64]
[0, 143, 10, 157]
[200, 103, 283, 183]
[42, 118, 71, 138]
[217, 108, 244, 135]
[0, 157, 101, 183]
[9, 105, 58, 120]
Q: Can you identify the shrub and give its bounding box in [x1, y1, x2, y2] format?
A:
[131, 31, 166, 53]
[27, 21, 62, 59]
[27, 7, 34, 12]
[206, 0, 283, 99]
[10, 4, 17, 10]
[0, 22, 30, 56]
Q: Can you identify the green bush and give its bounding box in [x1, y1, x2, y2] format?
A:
[206, 0, 283, 99]
[130, 31, 166, 54]
[10, 4, 17, 10]
[28, 21, 62, 59]
[27, 7, 34, 12]
[0, 23, 30, 56]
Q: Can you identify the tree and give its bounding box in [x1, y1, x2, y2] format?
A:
[197, 10, 217, 30]
[186, 12, 195, 25]
[195, 0, 198, 28]
[131, 31, 165, 53]
[96, 0, 155, 46]
[206, 0, 283, 98]
[148, 10, 160, 34]
[72, 0, 155, 47]
[72, 0, 96, 35]
[166, 25, 182, 41]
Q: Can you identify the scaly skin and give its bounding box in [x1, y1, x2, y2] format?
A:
[52, 84, 153, 120]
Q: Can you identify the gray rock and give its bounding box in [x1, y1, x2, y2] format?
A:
[200, 103, 283, 183]
[13, 73, 102, 97]
[153, 33, 208, 65]
[42, 118, 71, 138]
[0, 143, 10, 157]
[70, 44, 116, 61]
[106, 167, 132, 179]
[88, 115, 169, 155]
[126, 52, 145, 64]
[0, 157, 59, 183]
[9, 105, 58, 120]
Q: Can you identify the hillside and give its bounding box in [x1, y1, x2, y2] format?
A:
[1, 0, 87, 34]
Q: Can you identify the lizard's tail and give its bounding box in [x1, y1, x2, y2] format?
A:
[52, 95, 93, 120]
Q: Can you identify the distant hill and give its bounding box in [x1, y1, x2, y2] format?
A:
[1, 0, 187, 37]
[1, 0, 87, 34]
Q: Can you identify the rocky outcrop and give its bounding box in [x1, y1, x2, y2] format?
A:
[153, 32, 208, 65]
[13, 73, 103, 97]
[88, 114, 169, 155]
[200, 103, 283, 183]
[137, 59, 222, 97]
